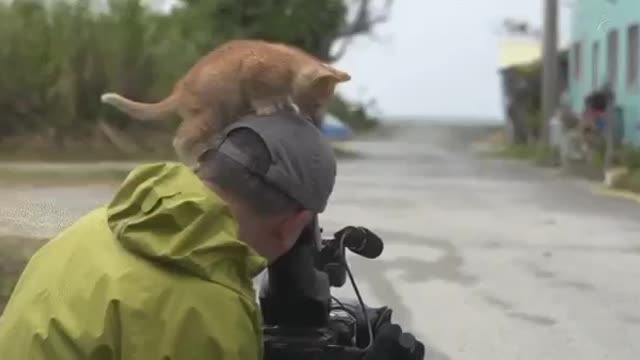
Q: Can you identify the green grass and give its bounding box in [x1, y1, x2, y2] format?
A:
[0, 141, 176, 163]
[611, 168, 640, 193]
[628, 169, 640, 192]
[492, 144, 560, 166]
[0, 236, 45, 311]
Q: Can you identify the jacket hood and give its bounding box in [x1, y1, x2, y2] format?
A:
[106, 162, 267, 297]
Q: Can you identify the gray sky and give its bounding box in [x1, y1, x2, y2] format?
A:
[334, 0, 573, 120]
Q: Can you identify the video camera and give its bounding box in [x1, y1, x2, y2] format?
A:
[258, 216, 423, 360]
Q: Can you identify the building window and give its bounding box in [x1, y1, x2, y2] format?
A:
[607, 29, 619, 88]
[592, 41, 600, 90]
[627, 24, 639, 88]
[573, 42, 582, 80]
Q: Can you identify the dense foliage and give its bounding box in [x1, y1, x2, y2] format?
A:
[0, 0, 385, 150]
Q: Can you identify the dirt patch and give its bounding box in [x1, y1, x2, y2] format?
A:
[0, 236, 46, 312]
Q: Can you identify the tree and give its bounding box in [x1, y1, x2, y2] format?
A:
[0, 0, 394, 151]
[176, 0, 393, 62]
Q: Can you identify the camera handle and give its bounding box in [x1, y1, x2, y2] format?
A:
[259, 219, 398, 360]
[259, 216, 331, 328]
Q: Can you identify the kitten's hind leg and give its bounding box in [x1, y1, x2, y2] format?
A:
[173, 115, 214, 168]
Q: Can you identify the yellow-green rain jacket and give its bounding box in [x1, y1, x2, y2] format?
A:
[0, 162, 268, 359]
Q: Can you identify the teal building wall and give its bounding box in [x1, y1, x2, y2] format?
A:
[569, 0, 640, 145]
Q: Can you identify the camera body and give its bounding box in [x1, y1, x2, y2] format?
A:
[259, 218, 392, 360]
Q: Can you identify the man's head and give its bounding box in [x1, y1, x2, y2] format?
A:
[195, 111, 337, 262]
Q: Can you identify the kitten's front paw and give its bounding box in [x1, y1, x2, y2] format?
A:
[285, 97, 301, 113]
[254, 104, 279, 115]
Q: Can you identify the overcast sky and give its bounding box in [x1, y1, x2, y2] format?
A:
[153, 0, 574, 121]
[333, 0, 573, 121]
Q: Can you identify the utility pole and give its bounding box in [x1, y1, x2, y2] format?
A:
[540, 0, 559, 146]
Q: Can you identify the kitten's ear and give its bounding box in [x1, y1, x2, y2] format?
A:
[314, 64, 351, 83]
[306, 65, 351, 95]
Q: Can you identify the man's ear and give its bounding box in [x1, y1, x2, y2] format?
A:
[278, 209, 314, 249]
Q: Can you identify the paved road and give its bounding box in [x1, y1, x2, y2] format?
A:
[324, 123, 640, 360]
[2, 122, 640, 359]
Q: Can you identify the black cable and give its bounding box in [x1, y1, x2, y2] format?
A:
[330, 295, 360, 347]
[338, 229, 374, 351]
[331, 296, 347, 310]
[330, 296, 360, 321]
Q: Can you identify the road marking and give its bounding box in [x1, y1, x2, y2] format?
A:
[591, 185, 640, 204]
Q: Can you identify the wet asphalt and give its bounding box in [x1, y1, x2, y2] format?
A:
[322, 123, 640, 360]
[2, 122, 640, 359]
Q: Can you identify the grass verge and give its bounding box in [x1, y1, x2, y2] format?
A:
[492, 144, 560, 167]
[0, 166, 132, 186]
[0, 142, 362, 186]
[611, 168, 640, 193]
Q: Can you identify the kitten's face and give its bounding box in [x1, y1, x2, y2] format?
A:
[294, 65, 350, 120]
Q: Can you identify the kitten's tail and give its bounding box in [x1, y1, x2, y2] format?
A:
[100, 92, 178, 121]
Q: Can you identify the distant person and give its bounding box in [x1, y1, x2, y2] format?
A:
[0, 110, 423, 360]
[582, 83, 614, 134]
[584, 90, 608, 131]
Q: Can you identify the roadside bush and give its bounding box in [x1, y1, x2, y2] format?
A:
[0, 0, 379, 155]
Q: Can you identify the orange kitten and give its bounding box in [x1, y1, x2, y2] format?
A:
[101, 39, 350, 165]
